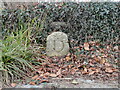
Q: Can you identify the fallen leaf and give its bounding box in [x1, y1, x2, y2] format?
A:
[95, 68, 100, 73]
[105, 68, 113, 73]
[101, 54, 108, 58]
[39, 80, 49, 84]
[112, 68, 118, 72]
[68, 64, 74, 68]
[56, 68, 62, 76]
[11, 83, 17, 87]
[62, 70, 69, 75]
[94, 57, 100, 62]
[105, 63, 111, 67]
[98, 56, 102, 59]
[40, 74, 44, 77]
[91, 55, 96, 58]
[112, 73, 118, 77]
[32, 2, 39, 6]
[71, 69, 76, 75]
[49, 73, 57, 77]
[32, 75, 39, 80]
[89, 63, 95, 67]
[65, 56, 71, 61]
[71, 80, 79, 85]
[82, 71, 89, 74]
[89, 71, 95, 75]
[44, 72, 50, 76]
[89, 67, 96, 70]
[100, 58, 106, 64]
[84, 42, 90, 50]
[84, 67, 88, 72]
[29, 81, 36, 85]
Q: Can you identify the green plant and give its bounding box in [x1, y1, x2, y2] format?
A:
[0, 29, 36, 83]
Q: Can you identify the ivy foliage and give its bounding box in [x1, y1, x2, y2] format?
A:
[1, 2, 120, 46]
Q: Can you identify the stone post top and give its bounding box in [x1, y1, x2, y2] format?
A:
[47, 31, 68, 42]
[50, 31, 67, 35]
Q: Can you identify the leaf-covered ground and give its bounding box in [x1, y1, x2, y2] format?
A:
[9, 41, 119, 88]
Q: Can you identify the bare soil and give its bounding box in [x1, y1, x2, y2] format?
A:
[13, 77, 118, 88]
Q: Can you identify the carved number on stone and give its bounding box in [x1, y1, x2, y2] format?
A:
[54, 40, 64, 52]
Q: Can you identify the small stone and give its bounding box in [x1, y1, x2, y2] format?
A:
[71, 80, 79, 85]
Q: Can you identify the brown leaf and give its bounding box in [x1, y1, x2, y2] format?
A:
[65, 56, 71, 61]
[95, 68, 100, 73]
[89, 71, 95, 75]
[82, 71, 89, 74]
[49, 73, 57, 77]
[112, 68, 118, 72]
[32, 75, 39, 80]
[89, 63, 94, 67]
[91, 55, 96, 58]
[94, 57, 100, 63]
[105, 68, 113, 73]
[37, 70, 44, 74]
[62, 70, 69, 75]
[89, 67, 96, 71]
[100, 58, 106, 64]
[101, 54, 108, 58]
[32, 2, 39, 6]
[39, 80, 49, 84]
[71, 69, 76, 75]
[29, 81, 36, 85]
[112, 73, 118, 77]
[84, 42, 90, 50]
[40, 74, 44, 77]
[84, 68, 88, 72]
[11, 83, 17, 87]
[56, 68, 62, 76]
[68, 65, 74, 68]
[105, 63, 111, 67]
[44, 72, 50, 76]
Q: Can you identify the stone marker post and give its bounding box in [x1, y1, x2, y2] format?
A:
[46, 32, 69, 56]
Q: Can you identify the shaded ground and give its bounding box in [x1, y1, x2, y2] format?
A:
[13, 77, 118, 88]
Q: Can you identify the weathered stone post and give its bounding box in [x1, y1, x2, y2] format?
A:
[46, 32, 69, 56]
